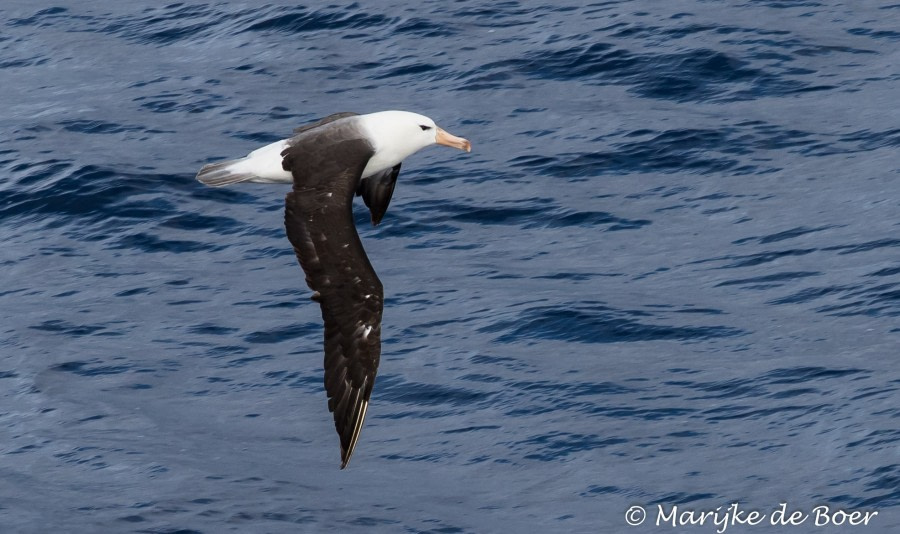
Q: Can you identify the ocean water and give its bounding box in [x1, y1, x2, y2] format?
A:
[1, 1, 898, 532]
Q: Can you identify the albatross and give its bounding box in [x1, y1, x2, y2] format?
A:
[196, 111, 471, 468]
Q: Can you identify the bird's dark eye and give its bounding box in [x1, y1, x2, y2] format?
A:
[419, 125, 432, 131]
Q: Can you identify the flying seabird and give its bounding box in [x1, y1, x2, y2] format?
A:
[196, 111, 471, 468]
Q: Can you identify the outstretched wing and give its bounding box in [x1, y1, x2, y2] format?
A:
[282, 132, 383, 469]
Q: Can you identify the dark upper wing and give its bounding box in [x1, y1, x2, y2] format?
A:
[282, 132, 383, 469]
[293, 112, 401, 227]
[292, 112, 359, 135]
[356, 163, 401, 226]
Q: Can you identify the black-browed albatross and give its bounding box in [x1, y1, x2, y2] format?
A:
[196, 111, 471, 468]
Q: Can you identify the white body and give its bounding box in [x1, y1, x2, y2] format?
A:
[226, 139, 293, 183]
[197, 111, 451, 187]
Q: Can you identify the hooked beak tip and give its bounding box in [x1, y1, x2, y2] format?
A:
[436, 127, 472, 153]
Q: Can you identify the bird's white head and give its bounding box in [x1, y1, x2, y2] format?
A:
[359, 111, 471, 174]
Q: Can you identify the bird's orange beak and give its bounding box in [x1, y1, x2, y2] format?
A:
[435, 127, 472, 153]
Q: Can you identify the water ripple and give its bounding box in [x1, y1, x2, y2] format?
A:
[482, 303, 745, 344]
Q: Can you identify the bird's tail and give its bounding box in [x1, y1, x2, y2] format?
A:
[196, 158, 257, 187]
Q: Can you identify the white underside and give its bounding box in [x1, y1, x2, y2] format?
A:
[228, 139, 293, 183]
[205, 111, 436, 186]
[224, 138, 397, 184]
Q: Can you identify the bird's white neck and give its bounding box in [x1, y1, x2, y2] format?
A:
[358, 111, 433, 177]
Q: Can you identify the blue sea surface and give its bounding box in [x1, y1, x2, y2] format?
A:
[1, 1, 898, 532]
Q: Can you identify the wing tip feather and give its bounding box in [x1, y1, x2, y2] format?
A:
[338, 397, 369, 469]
